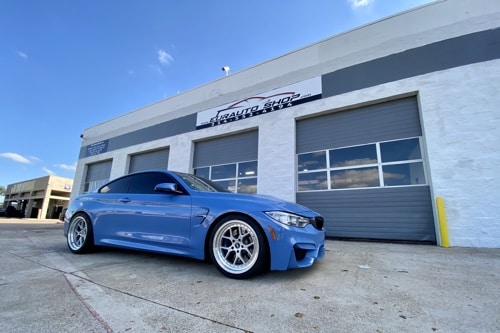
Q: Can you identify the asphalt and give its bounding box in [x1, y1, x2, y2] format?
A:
[0, 218, 499, 333]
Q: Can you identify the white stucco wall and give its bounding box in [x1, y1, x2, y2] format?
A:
[419, 60, 500, 247]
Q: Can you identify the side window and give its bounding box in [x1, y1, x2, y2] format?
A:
[128, 172, 178, 194]
[99, 176, 132, 194]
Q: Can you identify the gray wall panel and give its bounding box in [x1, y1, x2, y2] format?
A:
[108, 114, 196, 151]
[321, 28, 500, 98]
[296, 97, 420, 153]
[194, 131, 258, 167]
[297, 186, 436, 242]
[79, 114, 196, 158]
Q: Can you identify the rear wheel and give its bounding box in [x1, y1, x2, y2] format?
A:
[67, 213, 94, 254]
[209, 215, 267, 279]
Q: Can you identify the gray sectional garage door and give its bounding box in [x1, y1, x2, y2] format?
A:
[84, 160, 112, 193]
[193, 131, 258, 194]
[296, 97, 436, 242]
[129, 148, 169, 173]
[193, 131, 258, 167]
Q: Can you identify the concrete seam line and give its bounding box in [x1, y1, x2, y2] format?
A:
[63, 273, 114, 333]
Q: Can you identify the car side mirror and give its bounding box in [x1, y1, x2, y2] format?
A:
[154, 183, 181, 193]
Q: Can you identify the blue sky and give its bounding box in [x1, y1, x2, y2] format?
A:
[0, 0, 434, 190]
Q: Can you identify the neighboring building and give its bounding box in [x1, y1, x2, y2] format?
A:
[3, 175, 73, 219]
[72, 0, 500, 247]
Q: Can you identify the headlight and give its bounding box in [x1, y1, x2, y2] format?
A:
[265, 211, 310, 228]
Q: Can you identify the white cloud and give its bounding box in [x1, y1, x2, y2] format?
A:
[27, 155, 42, 163]
[16, 50, 28, 60]
[0, 152, 32, 164]
[349, 0, 374, 8]
[157, 49, 173, 65]
[55, 162, 77, 171]
[43, 167, 55, 175]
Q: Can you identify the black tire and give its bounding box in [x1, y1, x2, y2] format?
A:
[67, 213, 94, 254]
[209, 215, 268, 279]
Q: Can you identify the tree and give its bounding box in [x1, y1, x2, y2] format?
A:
[0, 185, 5, 196]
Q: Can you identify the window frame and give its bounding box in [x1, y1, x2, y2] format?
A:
[193, 160, 258, 194]
[297, 137, 427, 192]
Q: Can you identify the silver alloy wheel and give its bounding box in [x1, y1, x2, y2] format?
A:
[68, 215, 88, 251]
[212, 219, 260, 275]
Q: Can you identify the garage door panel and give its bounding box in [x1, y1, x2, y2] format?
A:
[129, 148, 169, 173]
[297, 181, 435, 242]
[297, 97, 421, 153]
[327, 229, 435, 242]
[84, 160, 112, 193]
[194, 131, 258, 167]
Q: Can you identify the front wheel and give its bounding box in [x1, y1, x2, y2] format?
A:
[67, 213, 94, 254]
[209, 215, 268, 279]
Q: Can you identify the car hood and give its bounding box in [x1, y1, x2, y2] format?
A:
[191, 191, 316, 215]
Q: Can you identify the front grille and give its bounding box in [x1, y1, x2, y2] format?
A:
[311, 216, 324, 230]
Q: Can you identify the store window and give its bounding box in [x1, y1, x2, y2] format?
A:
[194, 160, 257, 194]
[297, 137, 426, 191]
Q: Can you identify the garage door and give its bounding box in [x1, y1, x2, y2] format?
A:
[129, 148, 169, 173]
[193, 131, 258, 194]
[296, 97, 436, 242]
[84, 160, 112, 193]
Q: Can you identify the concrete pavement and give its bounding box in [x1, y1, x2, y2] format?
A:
[0, 219, 498, 332]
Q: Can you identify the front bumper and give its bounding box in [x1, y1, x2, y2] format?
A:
[265, 221, 326, 271]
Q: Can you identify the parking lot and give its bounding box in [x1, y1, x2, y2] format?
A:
[1, 219, 498, 333]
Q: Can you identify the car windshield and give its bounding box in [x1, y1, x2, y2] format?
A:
[175, 172, 229, 192]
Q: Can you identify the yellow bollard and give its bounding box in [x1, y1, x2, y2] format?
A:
[436, 197, 450, 248]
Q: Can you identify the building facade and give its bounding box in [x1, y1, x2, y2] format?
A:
[72, 0, 500, 247]
[4, 175, 73, 219]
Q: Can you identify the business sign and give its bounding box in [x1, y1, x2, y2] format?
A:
[196, 77, 322, 129]
[85, 139, 109, 157]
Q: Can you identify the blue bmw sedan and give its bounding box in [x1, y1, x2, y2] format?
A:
[64, 170, 326, 279]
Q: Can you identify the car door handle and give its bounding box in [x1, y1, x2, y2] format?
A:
[119, 198, 131, 203]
